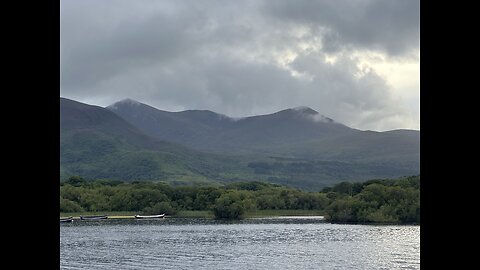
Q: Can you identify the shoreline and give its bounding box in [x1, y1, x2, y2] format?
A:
[60, 210, 419, 225]
[60, 209, 325, 219]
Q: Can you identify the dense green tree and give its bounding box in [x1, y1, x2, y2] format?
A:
[60, 197, 84, 212]
[212, 192, 247, 219]
[325, 196, 363, 222]
[332, 182, 354, 195]
[65, 176, 88, 186]
[59, 176, 419, 223]
[323, 176, 420, 223]
[143, 201, 176, 215]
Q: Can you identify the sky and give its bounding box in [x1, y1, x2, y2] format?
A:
[60, 0, 419, 131]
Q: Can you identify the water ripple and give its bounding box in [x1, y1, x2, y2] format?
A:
[61, 218, 419, 269]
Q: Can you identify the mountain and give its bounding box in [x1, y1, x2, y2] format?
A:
[105, 98, 419, 188]
[60, 97, 420, 190]
[278, 129, 419, 163]
[60, 98, 241, 185]
[106, 99, 236, 150]
[107, 99, 358, 154]
[106, 99, 419, 162]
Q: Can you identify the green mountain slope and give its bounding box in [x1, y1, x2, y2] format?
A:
[106, 99, 419, 167]
[60, 98, 239, 185]
[61, 97, 420, 191]
[106, 100, 357, 154]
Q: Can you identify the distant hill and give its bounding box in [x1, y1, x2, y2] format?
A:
[107, 99, 419, 162]
[107, 99, 358, 154]
[106, 99, 237, 151]
[60, 97, 420, 190]
[278, 129, 419, 163]
[60, 98, 241, 185]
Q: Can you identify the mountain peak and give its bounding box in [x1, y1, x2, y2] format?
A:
[107, 98, 143, 110]
[278, 106, 337, 124]
[117, 98, 141, 105]
[290, 106, 318, 115]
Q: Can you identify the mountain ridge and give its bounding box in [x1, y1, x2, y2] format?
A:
[106, 98, 364, 153]
[106, 98, 419, 132]
[60, 97, 243, 185]
[60, 97, 420, 190]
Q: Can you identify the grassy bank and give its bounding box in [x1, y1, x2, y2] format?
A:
[60, 211, 137, 219]
[61, 209, 324, 219]
[175, 210, 324, 219]
[244, 209, 325, 218]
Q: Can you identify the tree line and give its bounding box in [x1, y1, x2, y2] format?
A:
[60, 175, 419, 224]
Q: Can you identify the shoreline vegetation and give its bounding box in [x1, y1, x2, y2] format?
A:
[60, 175, 419, 224]
[60, 209, 325, 220]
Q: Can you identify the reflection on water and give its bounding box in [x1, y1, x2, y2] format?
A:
[60, 217, 419, 269]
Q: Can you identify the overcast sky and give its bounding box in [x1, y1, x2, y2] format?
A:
[60, 0, 419, 131]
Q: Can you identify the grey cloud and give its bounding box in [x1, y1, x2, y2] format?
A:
[69, 47, 406, 131]
[95, 54, 301, 117]
[263, 0, 419, 56]
[61, 1, 205, 91]
[285, 51, 408, 130]
[60, 0, 419, 131]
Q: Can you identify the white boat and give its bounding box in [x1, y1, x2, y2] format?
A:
[134, 213, 166, 219]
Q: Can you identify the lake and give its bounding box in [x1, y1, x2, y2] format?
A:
[60, 217, 419, 269]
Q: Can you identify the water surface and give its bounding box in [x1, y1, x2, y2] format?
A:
[60, 217, 419, 269]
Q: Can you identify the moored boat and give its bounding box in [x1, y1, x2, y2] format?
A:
[60, 217, 74, 223]
[80, 215, 108, 220]
[134, 213, 166, 219]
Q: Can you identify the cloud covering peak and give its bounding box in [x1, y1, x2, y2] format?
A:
[60, 0, 419, 131]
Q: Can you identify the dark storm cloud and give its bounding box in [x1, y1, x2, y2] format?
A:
[60, 0, 419, 131]
[262, 0, 419, 56]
